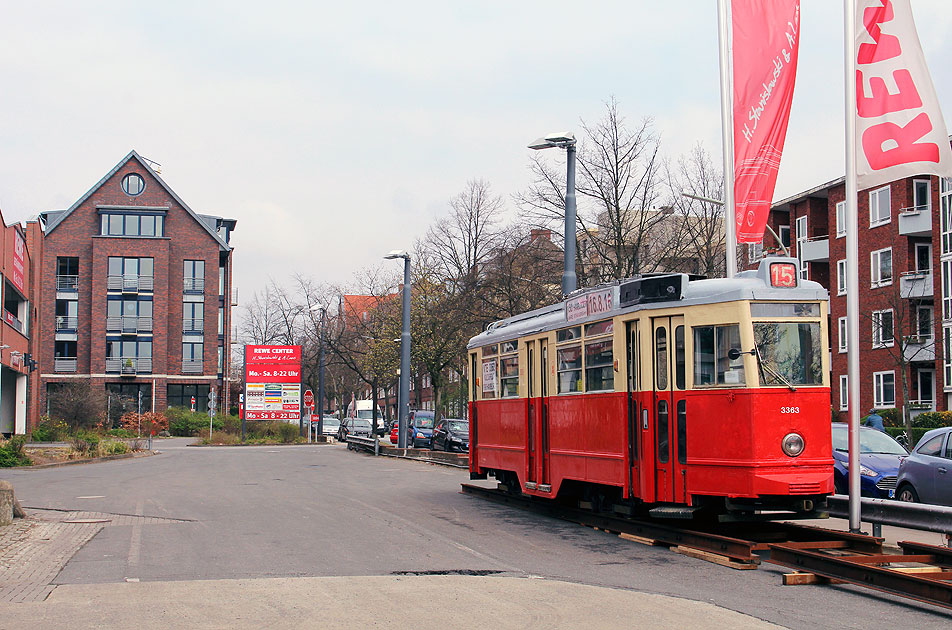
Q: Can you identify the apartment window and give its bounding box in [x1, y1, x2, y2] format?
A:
[183, 342, 203, 365]
[872, 310, 894, 348]
[795, 215, 808, 279]
[836, 259, 847, 295]
[838, 317, 848, 353]
[839, 374, 849, 411]
[219, 265, 226, 296]
[107, 257, 154, 291]
[4, 282, 28, 335]
[167, 384, 210, 410]
[55, 299, 78, 331]
[917, 305, 934, 340]
[121, 173, 145, 196]
[913, 179, 931, 212]
[915, 243, 932, 273]
[944, 259, 952, 321]
[945, 328, 952, 387]
[217, 346, 224, 374]
[748, 242, 763, 263]
[184, 260, 205, 292]
[218, 306, 224, 335]
[835, 201, 846, 238]
[778, 225, 791, 249]
[56, 257, 79, 291]
[942, 177, 952, 255]
[870, 248, 892, 287]
[873, 371, 895, 407]
[106, 383, 152, 412]
[869, 185, 891, 227]
[100, 212, 164, 237]
[183, 303, 204, 334]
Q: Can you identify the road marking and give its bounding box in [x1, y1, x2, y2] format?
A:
[127, 497, 145, 567]
[125, 578, 139, 582]
[76, 496, 105, 499]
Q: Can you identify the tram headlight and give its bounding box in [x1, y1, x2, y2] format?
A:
[781, 432, 805, 457]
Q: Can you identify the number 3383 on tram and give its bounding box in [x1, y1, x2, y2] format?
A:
[466, 258, 833, 519]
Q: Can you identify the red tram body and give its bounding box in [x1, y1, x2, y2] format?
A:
[467, 258, 834, 518]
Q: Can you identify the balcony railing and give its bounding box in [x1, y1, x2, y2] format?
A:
[54, 357, 77, 373]
[184, 277, 205, 293]
[55, 316, 78, 331]
[899, 270, 934, 298]
[903, 335, 936, 362]
[106, 316, 154, 333]
[4, 311, 22, 333]
[182, 359, 203, 374]
[798, 235, 829, 263]
[105, 357, 152, 374]
[107, 275, 154, 293]
[898, 205, 932, 237]
[56, 275, 79, 291]
[183, 319, 204, 333]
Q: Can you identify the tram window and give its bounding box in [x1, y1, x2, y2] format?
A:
[676, 400, 687, 464]
[557, 326, 582, 342]
[470, 353, 477, 401]
[499, 356, 519, 398]
[750, 303, 820, 318]
[483, 344, 498, 357]
[657, 400, 669, 463]
[693, 325, 745, 386]
[655, 328, 668, 390]
[585, 320, 613, 336]
[481, 358, 498, 399]
[752, 322, 822, 386]
[500, 340, 518, 353]
[585, 339, 614, 391]
[557, 344, 582, 393]
[674, 326, 685, 390]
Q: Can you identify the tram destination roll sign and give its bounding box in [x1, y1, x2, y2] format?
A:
[243, 345, 302, 421]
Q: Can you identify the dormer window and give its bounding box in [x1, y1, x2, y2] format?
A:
[121, 173, 145, 196]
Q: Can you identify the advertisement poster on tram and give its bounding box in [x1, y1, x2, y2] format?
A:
[243, 345, 302, 421]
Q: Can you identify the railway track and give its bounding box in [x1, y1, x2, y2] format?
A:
[461, 483, 952, 611]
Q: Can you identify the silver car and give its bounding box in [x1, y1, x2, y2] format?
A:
[896, 426, 952, 505]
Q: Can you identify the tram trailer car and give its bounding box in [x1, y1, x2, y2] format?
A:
[467, 258, 833, 520]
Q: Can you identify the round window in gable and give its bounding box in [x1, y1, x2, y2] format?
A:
[121, 173, 145, 196]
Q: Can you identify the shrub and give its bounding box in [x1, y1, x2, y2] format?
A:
[106, 428, 135, 438]
[0, 436, 31, 467]
[30, 416, 69, 442]
[100, 440, 130, 456]
[70, 430, 101, 456]
[47, 382, 106, 430]
[118, 411, 169, 436]
[911, 411, 952, 429]
[276, 422, 299, 443]
[222, 415, 240, 434]
[167, 409, 220, 436]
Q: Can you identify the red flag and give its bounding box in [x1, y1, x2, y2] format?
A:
[854, 0, 952, 189]
[732, 0, 800, 243]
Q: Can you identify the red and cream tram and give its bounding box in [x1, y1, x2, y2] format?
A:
[467, 258, 833, 519]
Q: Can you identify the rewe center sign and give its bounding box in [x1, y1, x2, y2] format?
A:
[243, 345, 302, 421]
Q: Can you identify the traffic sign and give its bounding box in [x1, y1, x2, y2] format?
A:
[190, 396, 196, 412]
[303, 389, 314, 409]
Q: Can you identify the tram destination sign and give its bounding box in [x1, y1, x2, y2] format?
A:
[565, 287, 618, 323]
[243, 344, 302, 421]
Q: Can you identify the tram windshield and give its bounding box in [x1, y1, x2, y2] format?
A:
[752, 322, 823, 386]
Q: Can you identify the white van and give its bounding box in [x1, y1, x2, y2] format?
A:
[347, 399, 386, 435]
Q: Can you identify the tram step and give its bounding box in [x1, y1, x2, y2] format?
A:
[648, 505, 702, 519]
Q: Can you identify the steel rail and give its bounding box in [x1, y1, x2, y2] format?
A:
[768, 542, 952, 611]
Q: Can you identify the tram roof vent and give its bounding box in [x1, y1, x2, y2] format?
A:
[620, 274, 686, 307]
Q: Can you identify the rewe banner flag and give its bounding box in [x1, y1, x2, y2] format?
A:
[854, 0, 952, 190]
[731, 0, 800, 243]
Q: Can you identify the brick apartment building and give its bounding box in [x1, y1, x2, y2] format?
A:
[36, 150, 237, 420]
[747, 170, 947, 419]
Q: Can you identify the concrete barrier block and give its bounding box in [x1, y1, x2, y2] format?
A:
[0, 480, 14, 526]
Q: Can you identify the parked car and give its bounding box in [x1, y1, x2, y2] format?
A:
[337, 418, 372, 441]
[831, 423, 907, 498]
[347, 400, 386, 435]
[432, 418, 469, 452]
[408, 410, 435, 448]
[389, 421, 400, 445]
[312, 416, 340, 437]
[896, 426, 952, 505]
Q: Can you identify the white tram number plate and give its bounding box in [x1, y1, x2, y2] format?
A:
[780, 406, 800, 414]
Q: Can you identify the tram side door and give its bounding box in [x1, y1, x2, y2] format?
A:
[539, 338, 551, 486]
[625, 321, 642, 501]
[526, 341, 537, 485]
[651, 316, 687, 503]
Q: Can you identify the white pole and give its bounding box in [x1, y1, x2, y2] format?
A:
[844, 0, 861, 533]
[717, 0, 737, 278]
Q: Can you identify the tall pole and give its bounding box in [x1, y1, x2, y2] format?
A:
[563, 143, 578, 294]
[844, 0, 861, 533]
[717, 0, 737, 277]
[318, 308, 326, 438]
[398, 256, 411, 448]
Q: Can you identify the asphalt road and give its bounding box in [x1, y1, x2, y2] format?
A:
[2, 438, 950, 628]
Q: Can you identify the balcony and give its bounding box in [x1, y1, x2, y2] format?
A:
[903, 335, 936, 362]
[899, 270, 934, 298]
[798, 235, 829, 263]
[4, 311, 23, 334]
[54, 357, 77, 373]
[106, 316, 153, 334]
[183, 319, 204, 334]
[898, 206, 932, 237]
[105, 357, 153, 375]
[184, 277, 205, 293]
[56, 275, 78, 291]
[107, 275, 154, 293]
[182, 359, 203, 374]
[55, 316, 78, 331]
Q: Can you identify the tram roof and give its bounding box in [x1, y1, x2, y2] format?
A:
[467, 257, 828, 349]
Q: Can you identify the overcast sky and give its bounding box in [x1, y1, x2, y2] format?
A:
[2, 1, 952, 308]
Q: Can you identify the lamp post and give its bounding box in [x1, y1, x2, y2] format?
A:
[529, 132, 577, 295]
[384, 250, 411, 449]
[310, 305, 327, 438]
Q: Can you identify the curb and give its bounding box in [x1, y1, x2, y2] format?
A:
[188, 441, 336, 447]
[14, 451, 154, 470]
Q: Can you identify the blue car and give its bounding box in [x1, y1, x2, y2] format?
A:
[408, 410, 435, 448]
[831, 423, 907, 498]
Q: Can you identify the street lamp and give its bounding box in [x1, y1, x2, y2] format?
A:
[529, 131, 577, 295]
[310, 304, 327, 439]
[384, 250, 411, 449]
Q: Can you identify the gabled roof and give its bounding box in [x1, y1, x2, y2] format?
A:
[45, 150, 232, 251]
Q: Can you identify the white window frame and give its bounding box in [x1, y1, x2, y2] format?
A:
[748, 242, 763, 264]
[944, 327, 952, 390]
[837, 259, 847, 295]
[838, 317, 848, 353]
[872, 309, 895, 348]
[941, 177, 952, 255]
[873, 371, 896, 407]
[778, 224, 791, 249]
[836, 201, 846, 238]
[916, 304, 934, 341]
[913, 178, 931, 213]
[839, 374, 849, 411]
[795, 216, 808, 279]
[870, 247, 893, 288]
[914, 242, 932, 273]
[869, 185, 891, 227]
[944, 259, 952, 321]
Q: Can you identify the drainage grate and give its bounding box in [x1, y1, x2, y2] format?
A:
[391, 569, 504, 576]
